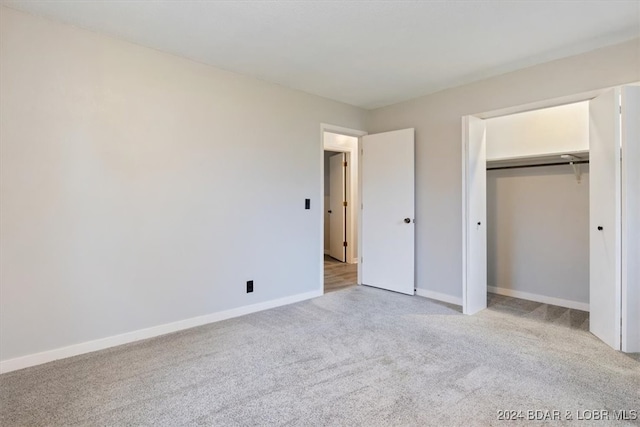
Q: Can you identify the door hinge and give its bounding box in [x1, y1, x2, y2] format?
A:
[343, 201, 348, 207]
[343, 241, 348, 247]
[343, 161, 347, 167]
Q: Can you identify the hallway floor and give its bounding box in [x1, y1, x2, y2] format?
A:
[324, 255, 357, 293]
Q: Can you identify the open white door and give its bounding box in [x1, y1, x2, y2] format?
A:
[361, 128, 414, 295]
[462, 116, 487, 315]
[328, 153, 346, 262]
[589, 88, 622, 350]
[621, 86, 640, 353]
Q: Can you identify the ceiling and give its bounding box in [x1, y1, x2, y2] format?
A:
[3, 1, 639, 109]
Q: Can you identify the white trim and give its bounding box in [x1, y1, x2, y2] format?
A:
[0, 289, 322, 374]
[415, 288, 462, 306]
[356, 134, 363, 286]
[621, 85, 640, 353]
[461, 116, 469, 313]
[320, 123, 368, 139]
[324, 249, 330, 255]
[488, 286, 589, 312]
[473, 87, 617, 120]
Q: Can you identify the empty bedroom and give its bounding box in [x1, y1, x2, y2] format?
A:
[1, 1, 639, 425]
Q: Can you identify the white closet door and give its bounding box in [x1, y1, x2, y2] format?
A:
[462, 116, 487, 315]
[361, 128, 414, 295]
[621, 86, 640, 353]
[589, 88, 622, 350]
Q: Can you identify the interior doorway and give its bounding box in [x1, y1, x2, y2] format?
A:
[320, 124, 416, 296]
[322, 129, 361, 293]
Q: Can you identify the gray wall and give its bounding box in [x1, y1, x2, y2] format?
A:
[0, 8, 367, 361]
[367, 38, 639, 300]
[487, 165, 590, 304]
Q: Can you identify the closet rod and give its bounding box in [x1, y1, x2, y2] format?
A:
[487, 160, 589, 171]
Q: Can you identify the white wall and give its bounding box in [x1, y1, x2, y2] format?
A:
[367, 38, 640, 301]
[487, 166, 590, 306]
[0, 7, 367, 364]
[486, 102, 589, 160]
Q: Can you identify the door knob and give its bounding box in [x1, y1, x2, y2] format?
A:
[598, 226, 603, 231]
[404, 218, 411, 224]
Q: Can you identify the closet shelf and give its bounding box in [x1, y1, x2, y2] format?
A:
[486, 150, 589, 170]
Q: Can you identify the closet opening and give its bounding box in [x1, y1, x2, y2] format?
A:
[485, 101, 590, 326]
[462, 85, 640, 352]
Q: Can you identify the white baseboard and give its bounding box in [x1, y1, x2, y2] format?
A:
[488, 286, 589, 312]
[349, 258, 358, 264]
[324, 249, 330, 255]
[0, 289, 323, 374]
[415, 288, 462, 306]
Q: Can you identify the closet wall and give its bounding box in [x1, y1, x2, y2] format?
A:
[486, 102, 588, 159]
[487, 166, 589, 306]
[486, 102, 590, 308]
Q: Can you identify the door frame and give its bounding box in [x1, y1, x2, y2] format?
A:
[461, 84, 639, 352]
[621, 86, 640, 352]
[462, 87, 614, 314]
[320, 124, 367, 294]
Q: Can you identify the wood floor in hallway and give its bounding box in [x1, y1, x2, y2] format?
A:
[324, 255, 357, 293]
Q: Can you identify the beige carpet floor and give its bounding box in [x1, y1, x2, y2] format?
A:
[1, 286, 638, 426]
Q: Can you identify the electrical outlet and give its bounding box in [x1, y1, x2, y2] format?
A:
[246, 280, 254, 293]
